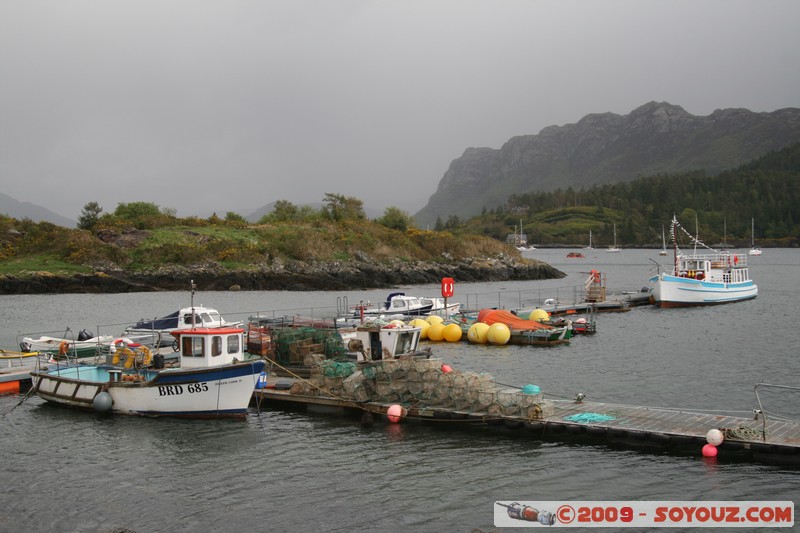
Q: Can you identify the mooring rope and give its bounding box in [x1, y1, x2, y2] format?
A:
[722, 426, 766, 441]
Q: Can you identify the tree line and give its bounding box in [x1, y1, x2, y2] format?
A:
[463, 142, 800, 247]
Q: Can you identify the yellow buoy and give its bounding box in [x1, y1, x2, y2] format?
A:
[408, 318, 430, 339]
[425, 315, 444, 325]
[427, 322, 446, 341]
[467, 322, 490, 344]
[529, 308, 550, 322]
[443, 323, 463, 343]
[486, 323, 511, 345]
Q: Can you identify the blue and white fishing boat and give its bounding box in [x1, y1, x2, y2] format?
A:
[30, 327, 265, 418]
[649, 215, 758, 307]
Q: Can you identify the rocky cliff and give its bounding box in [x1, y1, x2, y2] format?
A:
[414, 102, 800, 226]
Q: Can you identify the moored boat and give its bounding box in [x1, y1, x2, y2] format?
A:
[474, 309, 572, 345]
[607, 222, 622, 253]
[659, 225, 668, 256]
[31, 327, 266, 418]
[649, 215, 758, 307]
[354, 292, 461, 319]
[749, 218, 763, 256]
[21, 330, 114, 360]
[0, 348, 48, 393]
[125, 305, 242, 347]
[247, 319, 429, 378]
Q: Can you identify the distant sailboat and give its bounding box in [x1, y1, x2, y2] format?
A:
[585, 230, 593, 250]
[749, 218, 762, 256]
[659, 225, 668, 256]
[607, 223, 621, 253]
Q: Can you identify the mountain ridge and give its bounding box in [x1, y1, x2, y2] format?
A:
[0, 193, 76, 227]
[414, 102, 800, 226]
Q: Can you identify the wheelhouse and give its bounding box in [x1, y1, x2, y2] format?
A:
[172, 327, 245, 369]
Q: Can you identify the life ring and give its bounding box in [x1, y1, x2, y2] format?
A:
[111, 337, 141, 353]
[590, 270, 601, 283]
[696, 272, 704, 280]
[58, 340, 70, 356]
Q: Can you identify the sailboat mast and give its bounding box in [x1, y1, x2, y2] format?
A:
[672, 216, 679, 272]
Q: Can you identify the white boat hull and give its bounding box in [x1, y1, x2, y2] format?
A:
[650, 274, 758, 307]
[22, 336, 115, 357]
[32, 361, 265, 418]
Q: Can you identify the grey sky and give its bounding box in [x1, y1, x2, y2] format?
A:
[2, 1, 798, 221]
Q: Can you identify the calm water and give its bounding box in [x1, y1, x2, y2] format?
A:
[1, 249, 799, 532]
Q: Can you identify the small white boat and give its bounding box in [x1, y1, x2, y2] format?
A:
[354, 293, 461, 318]
[649, 215, 758, 307]
[31, 327, 266, 418]
[607, 223, 621, 253]
[245, 318, 429, 377]
[659, 225, 668, 256]
[125, 305, 242, 347]
[749, 218, 763, 256]
[21, 331, 115, 360]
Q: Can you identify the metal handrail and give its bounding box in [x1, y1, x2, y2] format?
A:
[753, 383, 800, 441]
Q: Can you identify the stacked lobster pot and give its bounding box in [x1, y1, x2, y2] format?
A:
[293, 355, 554, 419]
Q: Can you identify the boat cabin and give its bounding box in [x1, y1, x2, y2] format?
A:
[133, 306, 232, 331]
[673, 252, 750, 284]
[380, 293, 429, 314]
[346, 325, 422, 362]
[171, 327, 245, 369]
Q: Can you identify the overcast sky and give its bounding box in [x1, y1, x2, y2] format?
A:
[2, 1, 798, 221]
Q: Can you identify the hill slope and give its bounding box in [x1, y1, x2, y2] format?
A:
[415, 102, 800, 226]
[0, 193, 76, 227]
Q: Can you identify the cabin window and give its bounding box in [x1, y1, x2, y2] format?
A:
[182, 313, 202, 326]
[211, 336, 223, 357]
[396, 332, 413, 355]
[227, 335, 240, 354]
[182, 336, 205, 357]
[200, 312, 214, 324]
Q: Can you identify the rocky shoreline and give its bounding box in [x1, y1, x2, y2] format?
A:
[0, 256, 564, 294]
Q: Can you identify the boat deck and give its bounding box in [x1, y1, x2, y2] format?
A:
[254, 377, 800, 465]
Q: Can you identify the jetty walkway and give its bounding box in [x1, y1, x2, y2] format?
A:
[255, 375, 800, 466]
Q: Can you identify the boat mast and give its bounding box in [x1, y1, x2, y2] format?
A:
[190, 279, 196, 329]
[672, 215, 679, 273]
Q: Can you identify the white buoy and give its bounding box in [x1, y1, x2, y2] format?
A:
[93, 391, 113, 413]
[706, 428, 724, 446]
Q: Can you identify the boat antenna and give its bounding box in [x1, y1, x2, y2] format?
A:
[190, 279, 196, 329]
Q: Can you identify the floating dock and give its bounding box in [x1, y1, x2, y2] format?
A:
[253, 373, 800, 466]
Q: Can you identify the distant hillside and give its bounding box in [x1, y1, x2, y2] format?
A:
[0, 193, 76, 227]
[414, 102, 800, 226]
